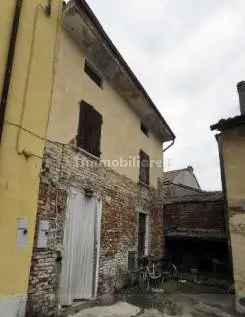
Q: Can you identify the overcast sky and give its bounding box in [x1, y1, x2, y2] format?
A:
[76, 0, 245, 190]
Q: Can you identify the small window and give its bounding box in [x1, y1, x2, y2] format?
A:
[128, 251, 136, 272]
[77, 101, 103, 157]
[138, 213, 146, 258]
[84, 60, 103, 88]
[139, 150, 150, 185]
[141, 123, 149, 137]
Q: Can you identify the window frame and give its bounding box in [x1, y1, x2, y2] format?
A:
[139, 150, 150, 186]
[138, 212, 147, 258]
[77, 100, 103, 158]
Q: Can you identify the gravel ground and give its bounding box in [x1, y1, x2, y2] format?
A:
[69, 281, 239, 317]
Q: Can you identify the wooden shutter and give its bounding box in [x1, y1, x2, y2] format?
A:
[77, 101, 103, 157]
[139, 150, 150, 185]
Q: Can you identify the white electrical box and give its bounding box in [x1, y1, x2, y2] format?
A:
[37, 220, 49, 248]
[17, 218, 28, 248]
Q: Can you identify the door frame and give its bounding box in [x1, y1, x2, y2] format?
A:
[59, 186, 102, 304]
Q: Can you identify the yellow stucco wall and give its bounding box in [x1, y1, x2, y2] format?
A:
[48, 30, 163, 188]
[0, 2, 16, 95]
[221, 126, 245, 313]
[0, 0, 61, 311]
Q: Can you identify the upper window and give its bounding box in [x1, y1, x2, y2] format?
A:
[77, 101, 103, 157]
[139, 150, 150, 185]
[84, 60, 103, 88]
[141, 123, 149, 137]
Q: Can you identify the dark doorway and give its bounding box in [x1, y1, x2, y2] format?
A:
[166, 238, 231, 278]
[138, 213, 146, 258]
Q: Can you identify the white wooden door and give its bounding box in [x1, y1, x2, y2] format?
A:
[59, 188, 102, 306]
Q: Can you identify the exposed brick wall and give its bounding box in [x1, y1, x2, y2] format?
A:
[165, 199, 226, 233]
[164, 197, 229, 274]
[150, 207, 165, 258]
[26, 184, 67, 317]
[27, 142, 165, 316]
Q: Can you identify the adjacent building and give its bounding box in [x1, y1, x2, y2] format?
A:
[211, 82, 245, 313]
[0, 1, 61, 316]
[164, 166, 202, 198]
[163, 167, 229, 276]
[26, 1, 175, 315]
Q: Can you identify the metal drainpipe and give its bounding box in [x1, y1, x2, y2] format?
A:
[162, 138, 175, 253]
[0, 0, 23, 142]
[163, 138, 175, 153]
[162, 138, 175, 195]
[162, 138, 175, 190]
[162, 138, 175, 173]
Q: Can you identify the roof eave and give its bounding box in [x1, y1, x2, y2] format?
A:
[211, 115, 245, 132]
[69, 0, 175, 142]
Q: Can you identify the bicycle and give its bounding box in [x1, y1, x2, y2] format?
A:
[137, 256, 162, 290]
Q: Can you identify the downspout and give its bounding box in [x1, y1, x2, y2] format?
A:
[162, 138, 175, 257]
[0, 0, 23, 142]
[163, 138, 175, 153]
[15, 1, 53, 159]
[162, 138, 175, 175]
